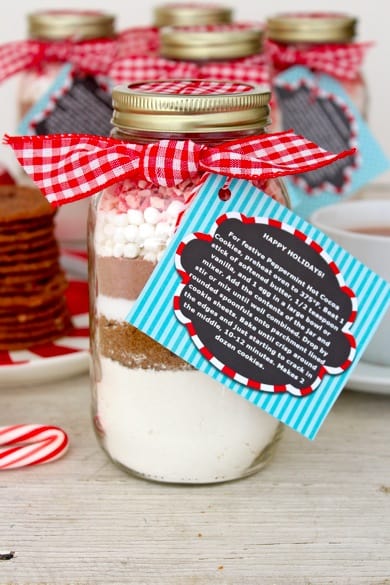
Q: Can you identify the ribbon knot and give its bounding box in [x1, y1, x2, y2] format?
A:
[4, 131, 355, 207]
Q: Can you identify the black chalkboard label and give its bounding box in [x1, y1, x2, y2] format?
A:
[175, 214, 357, 395]
[274, 82, 357, 193]
[34, 76, 112, 137]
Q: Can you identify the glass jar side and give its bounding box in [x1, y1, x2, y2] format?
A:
[89, 130, 287, 484]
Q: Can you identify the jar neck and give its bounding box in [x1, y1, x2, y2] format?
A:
[111, 127, 266, 145]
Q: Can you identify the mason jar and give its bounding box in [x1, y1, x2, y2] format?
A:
[153, 3, 233, 27]
[266, 12, 369, 129]
[89, 80, 289, 484]
[18, 10, 116, 121]
[159, 22, 269, 86]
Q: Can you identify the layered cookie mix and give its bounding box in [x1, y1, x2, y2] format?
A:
[0, 185, 72, 350]
[92, 178, 280, 483]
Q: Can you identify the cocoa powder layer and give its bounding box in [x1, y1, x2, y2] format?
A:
[98, 316, 193, 371]
[96, 256, 156, 299]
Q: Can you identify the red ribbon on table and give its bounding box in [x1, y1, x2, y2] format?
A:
[4, 131, 355, 206]
[266, 39, 372, 80]
[109, 53, 270, 86]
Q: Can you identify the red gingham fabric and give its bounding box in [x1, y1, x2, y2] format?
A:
[4, 131, 355, 207]
[0, 27, 162, 83]
[116, 26, 160, 57]
[266, 40, 371, 80]
[111, 22, 268, 86]
[125, 79, 255, 95]
[110, 54, 270, 86]
[0, 38, 119, 82]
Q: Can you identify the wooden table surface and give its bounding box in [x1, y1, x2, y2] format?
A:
[0, 372, 389, 585]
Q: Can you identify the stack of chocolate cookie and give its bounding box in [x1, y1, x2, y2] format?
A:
[0, 185, 72, 350]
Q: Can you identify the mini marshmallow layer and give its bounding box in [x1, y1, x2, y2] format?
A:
[95, 177, 200, 262]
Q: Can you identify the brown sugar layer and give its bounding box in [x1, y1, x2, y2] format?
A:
[98, 316, 193, 371]
[0, 185, 55, 223]
[96, 256, 156, 299]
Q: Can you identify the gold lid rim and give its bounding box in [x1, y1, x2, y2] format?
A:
[267, 13, 357, 43]
[160, 26, 263, 59]
[153, 3, 233, 27]
[28, 10, 116, 40]
[111, 80, 271, 133]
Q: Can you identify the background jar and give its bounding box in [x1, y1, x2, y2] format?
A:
[18, 10, 115, 249]
[89, 80, 288, 485]
[153, 3, 232, 27]
[159, 22, 267, 81]
[18, 10, 115, 121]
[266, 12, 369, 129]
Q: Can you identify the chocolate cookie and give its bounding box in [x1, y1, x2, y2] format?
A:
[0, 184, 73, 350]
[0, 185, 55, 223]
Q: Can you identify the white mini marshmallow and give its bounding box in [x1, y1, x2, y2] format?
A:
[143, 237, 161, 253]
[113, 243, 125, 258]
[113, 227, 127, 244]
[127, 209, 144, 226]
[155, 221, 173, 239]
[102, 244, 114, 257]
[124, 243, 140, 258]
[124, 224, 139, 243]
[103, 223, 116, 237]
[143, 251, 159, 262]
[166, 200, 185, 219]
[138, 222, 155, 240]
[113, 213, 128, 227]
[144, 207, 161, 225]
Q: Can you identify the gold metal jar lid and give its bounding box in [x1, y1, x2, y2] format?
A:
[28, 10, 116, 41]
[160, 24, 263, 60]
[266, 12, 357, 43]
[153, 3, 233, 27]
[112, 80, 271, 134]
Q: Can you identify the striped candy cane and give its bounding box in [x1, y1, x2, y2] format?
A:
[0, 425, 69, 469]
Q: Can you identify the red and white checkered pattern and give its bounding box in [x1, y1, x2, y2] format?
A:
[0, 26, 160, 83]
[5, 130, 355, 206]
[127, 79, 254, 95]
[116, 26, 160, 57]
[0, 424, 69, 469]
[110, 54, 270, 86]
[266, 40, 371, 81]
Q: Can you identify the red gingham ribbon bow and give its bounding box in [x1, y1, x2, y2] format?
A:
[0, 37, 121, 83]
[0, 27, 162, 84]
[110, 53, 270, 86]
[266, 39, 371, 80]
[4, 131, 355, 206]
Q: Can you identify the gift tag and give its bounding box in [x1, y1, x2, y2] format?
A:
[18, 64, 113, 137]
[127, 175, 390, 439]
[273, 66, 390, 218]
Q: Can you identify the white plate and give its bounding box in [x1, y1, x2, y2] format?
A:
[346, 360, 390, 395]
[0, 281, 90, 387]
